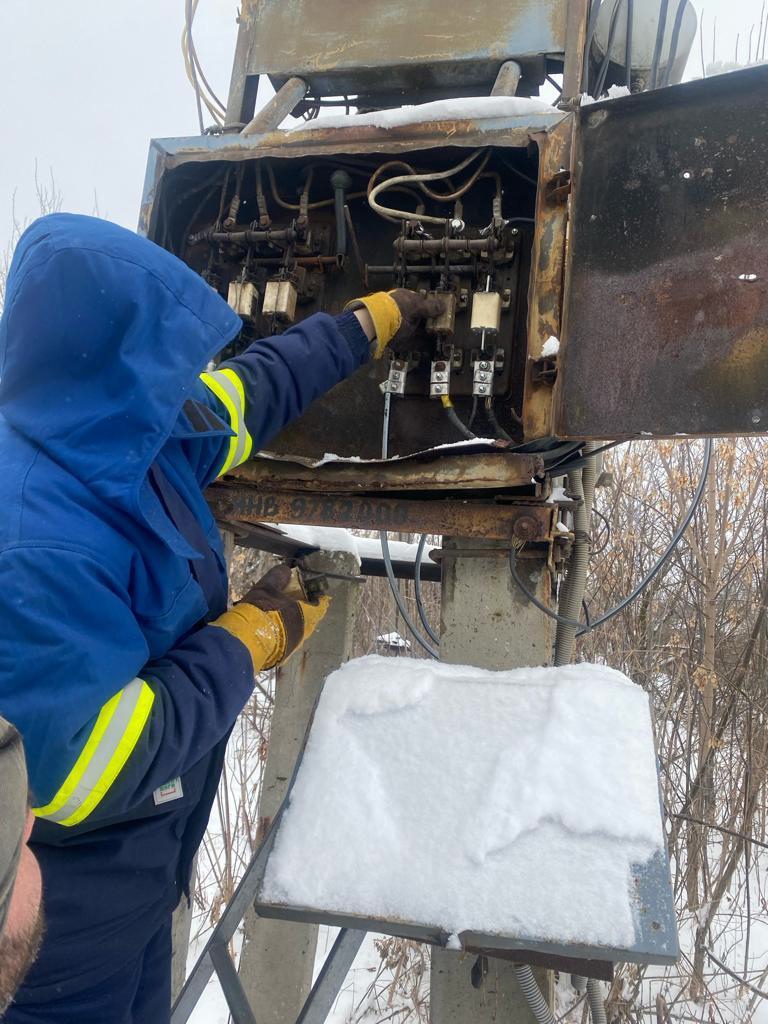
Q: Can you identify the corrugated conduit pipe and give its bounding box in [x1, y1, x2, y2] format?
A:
[513, 966, 556, 1024]
[586, 978, 608, 1024]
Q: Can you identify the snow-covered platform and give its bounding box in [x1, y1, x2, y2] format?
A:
[255, 657, 678, 968]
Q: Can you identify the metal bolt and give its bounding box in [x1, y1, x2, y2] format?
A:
[479, 361, 491, 371]
[513, 516, 538, 541]
[477, 385, 488, 394]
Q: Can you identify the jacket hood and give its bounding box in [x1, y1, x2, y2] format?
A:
[0, 214, 241, 540]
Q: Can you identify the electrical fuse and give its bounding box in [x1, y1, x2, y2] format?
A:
[472, 357, 494, 397]
[263, 279, 298, 323]
[227, 280, 259, 322]
[470, 291, 502, 334]
[429, 359, 450, 398]
[426, 292, 457, 337]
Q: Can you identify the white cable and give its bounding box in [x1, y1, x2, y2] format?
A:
[368, 150, 487, 225]
[182, 0, 226, 129]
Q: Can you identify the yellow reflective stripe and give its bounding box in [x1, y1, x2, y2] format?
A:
[200, 371, 239, 474]
[217, 368, 253, 462]
[200, 368, 253, 474]
[34, 679, 155, 827]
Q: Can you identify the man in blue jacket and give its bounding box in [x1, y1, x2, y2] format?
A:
[0, 213, 437, 1023]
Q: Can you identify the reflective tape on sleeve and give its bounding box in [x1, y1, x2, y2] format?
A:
[34, 678, 155, 827]
[200, 367, 253, 474]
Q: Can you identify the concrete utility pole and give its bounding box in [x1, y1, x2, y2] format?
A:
[430, 537, 554, 1024]
[237, 547, 362, 1022]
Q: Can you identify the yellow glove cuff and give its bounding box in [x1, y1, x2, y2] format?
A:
[298, 595, 331, 644]
[214, 604, 286, 672]
[345, 292, 402, 358]
[214, 595, 331, 674]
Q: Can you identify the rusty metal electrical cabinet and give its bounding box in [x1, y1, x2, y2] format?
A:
[141, 41, 768, 538]
[141, 104, 569, 462]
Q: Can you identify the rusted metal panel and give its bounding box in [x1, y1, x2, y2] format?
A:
[149, 112, 567, 175]
[522, 115, 573, 439]
[207, 483, 555, 542]
[231, 451, 544, 492]
[559, 64, 768, 439]
[236, 0, 566, 97]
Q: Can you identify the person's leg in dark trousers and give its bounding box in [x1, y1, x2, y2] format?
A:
[4, 953, 144, 1024]
[129, 918, 173, 1024]
[3, 919, 173, 1024]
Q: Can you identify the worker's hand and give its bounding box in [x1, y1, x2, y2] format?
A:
[346, 290, 443, 358]
[213, 565, 330, 673]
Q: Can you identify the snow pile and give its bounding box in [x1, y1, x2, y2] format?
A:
[541, 335, 560, 358]
[581, 84, 632, 106]
[294, 96, 556, 132]
[270, 523, 437, 563]
[260, 657, 665, 950]
[376, 631, 411, 649]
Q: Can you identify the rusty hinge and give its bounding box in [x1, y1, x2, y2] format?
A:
[545, 169, 571, 203]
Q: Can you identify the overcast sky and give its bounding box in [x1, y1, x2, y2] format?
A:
[0, 0, 764, 256]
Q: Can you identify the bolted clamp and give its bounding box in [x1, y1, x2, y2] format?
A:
[472, 358, 494, 397]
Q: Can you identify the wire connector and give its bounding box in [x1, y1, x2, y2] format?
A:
[472, 358, 494, 397]
[430, 359, 451, 398]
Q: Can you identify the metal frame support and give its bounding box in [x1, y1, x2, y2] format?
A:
[296, 930, 367, 1024]
[242, 76, 309, 136]
[491, 60, 523, 96]
[430, 538, 555, 1023]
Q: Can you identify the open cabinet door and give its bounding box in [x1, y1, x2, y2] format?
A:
[557, 64, 768, 439]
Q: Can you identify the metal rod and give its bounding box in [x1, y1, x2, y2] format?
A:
[395, 237, 498, 254]
[344, 204, 368, 287]
[295, 929, 367, 1024]
[241, 76, 309, 135]
[210, 943, 258, 1024]
[368, 264, 476, 275]
[189, 227, 297, 245]
[171, 832, 275, 1022]
[491, 60, 523, 96]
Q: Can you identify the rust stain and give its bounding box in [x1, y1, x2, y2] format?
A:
[207, 484, 554, 542]
[522, 116, 574, 440]
[231, 452, 542, 493]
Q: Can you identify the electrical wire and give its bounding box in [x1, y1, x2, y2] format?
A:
[544, 439, 625, 475]
[368, 150, 489, 225]
[367, 154, 493, 207]
[650, 0, 671, 89]
[441, 395, 477, 440]
[625, 0, 634, 88]
[594, 0, 624, 98]
[485, 399, 514, 442]
[583, 0, 606, 95]
[182, 0, 226, 130]
[265, 162, 367, 212]
[661, 0, 689, 87]
[508, 438, 713, 636]
[379, 390, 439, 659]
[414, 535, 440, 646]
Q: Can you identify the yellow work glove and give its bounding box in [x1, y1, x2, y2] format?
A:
[214, 565, 330, 672]
[345, 289, 444, 358]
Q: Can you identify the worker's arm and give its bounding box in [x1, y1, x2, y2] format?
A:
[194, 291, 441, 484]
[0, 547, 324, 829]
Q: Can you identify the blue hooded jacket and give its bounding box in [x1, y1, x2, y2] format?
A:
[0, 213, 369, 997]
